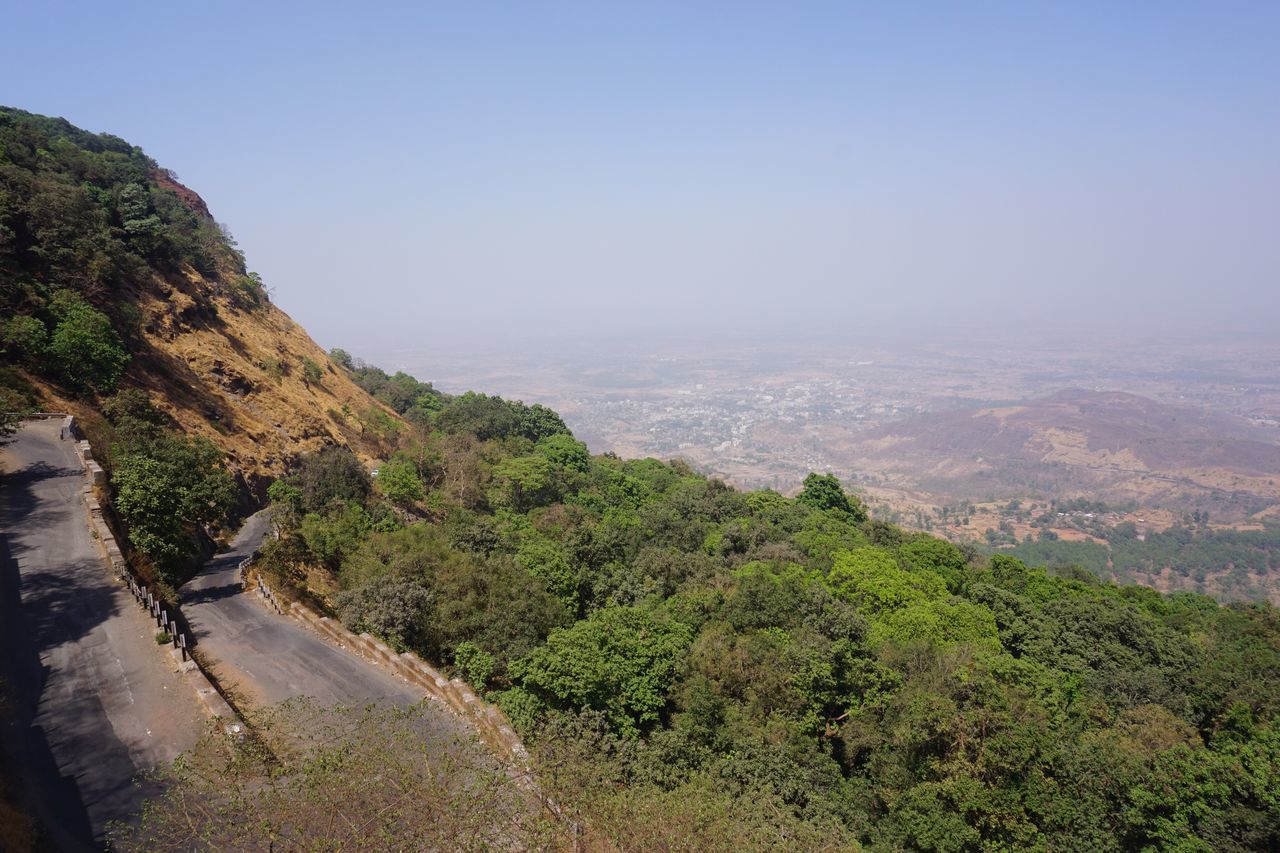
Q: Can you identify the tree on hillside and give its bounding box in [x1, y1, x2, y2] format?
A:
[292, 446, 371, 513]
[46, 293, 129, 393]
[0, 315, 47, 365]
[796, 472, 866, 522]
[328, 348, 353, 370]
[519, 403, 570, 442]
[112, 436, 236, 577]
[437, 392, 570, 443]
[375, 457, 424, 507]
[511, 606, 695, 737]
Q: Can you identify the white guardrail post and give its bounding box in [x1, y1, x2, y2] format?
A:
[239, 551, 279, 613]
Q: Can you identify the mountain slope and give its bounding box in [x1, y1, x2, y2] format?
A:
[0, 106, 402, 491]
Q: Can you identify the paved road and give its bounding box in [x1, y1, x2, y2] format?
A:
[181, 512, 466, 721]
[0, 420, 205, 851]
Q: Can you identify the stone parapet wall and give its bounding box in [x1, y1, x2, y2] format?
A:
[286, 600, 529, 764]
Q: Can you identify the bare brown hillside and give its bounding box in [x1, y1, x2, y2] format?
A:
[33, 178, 402, 493]
[844, 389, 1280, 523]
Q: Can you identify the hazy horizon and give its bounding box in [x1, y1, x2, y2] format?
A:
[7, 3, 1279, 349]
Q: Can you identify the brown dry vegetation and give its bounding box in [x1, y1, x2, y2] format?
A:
[28, 179, 404, 495]
[0, 788, 36, 853]
[845, 389, 1280, 523]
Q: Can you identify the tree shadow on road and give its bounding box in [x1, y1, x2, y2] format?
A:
[0, 534, 98, 851]
[0, 442, 136, 849]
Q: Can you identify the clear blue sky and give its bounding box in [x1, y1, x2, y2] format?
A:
[5, 2, 1278, 351]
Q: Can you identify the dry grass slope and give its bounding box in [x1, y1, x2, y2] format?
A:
[31, 178, 404, 493]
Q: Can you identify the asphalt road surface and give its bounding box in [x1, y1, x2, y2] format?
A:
[0, 419, 204, 851]
[181, 512, 467, 722]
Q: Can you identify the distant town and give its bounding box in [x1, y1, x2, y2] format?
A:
[372, 333, 1280, 496]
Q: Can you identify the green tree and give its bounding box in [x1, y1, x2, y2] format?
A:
[870, 598, 1001, 648]
[375, 457, 424, 507]
[291, 446, 371, 513]
[536, 433, 591, 472]
[46, 295, 129, 392]
[796, 472, 866, 521]
[453, 641, 496, 689]
[340, 524, 567, 670]
[828, 546, 947, 613]
[489, 454, 559, 512]
[512, 606, 694, 737]
[436, 392, 520, 440]
[300, 501, 374, 567]
[112, 438, 235, 575]
[899, 535, 970, 593]
[0, 314, 47, 364]
[336, 573, 433, 651]
[266, 479, 303, 513]
[518, 403, 570, 442]
[517, 540, 579, 614]
[117, 182, 165, 257]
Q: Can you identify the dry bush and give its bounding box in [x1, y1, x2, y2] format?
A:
[112, 698, 862, 851]
[534, 731, 861, 852]
[111, 699, 562, 851]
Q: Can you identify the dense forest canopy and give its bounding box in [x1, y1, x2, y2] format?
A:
[248, 354, 1280, 851]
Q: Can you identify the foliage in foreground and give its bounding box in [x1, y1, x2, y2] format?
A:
[113, 700, 844, 852]
[111, 700, 555, 851]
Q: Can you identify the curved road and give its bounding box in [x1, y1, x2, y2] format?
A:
[181, 512, 468, 727]
[0, 419, 204, 850]
[2, 421, 480, 849]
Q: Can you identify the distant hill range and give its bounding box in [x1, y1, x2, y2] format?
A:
[843, 388, 1280, 522]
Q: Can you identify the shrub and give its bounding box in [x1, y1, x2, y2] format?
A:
[46, 295, 129, 393]
[300, 356, 323, 385]
[453, 641, 496, 689]
[228, 271, 268, 309]
[337, 573, 433, 652]
[261, 357, 285, 381]
[291, 446, 371, 513]
[375, 457, 424, 507]
[0, 315, 47, 365]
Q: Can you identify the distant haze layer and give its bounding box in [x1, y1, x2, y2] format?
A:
[5, 4, 1279, 347]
